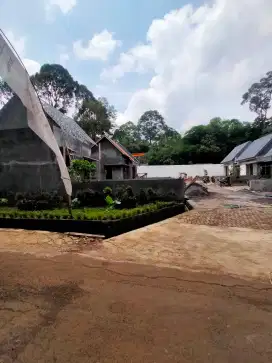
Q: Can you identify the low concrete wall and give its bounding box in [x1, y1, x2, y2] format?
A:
[73, 178, 185, 201]
[250, 179, 272, 192]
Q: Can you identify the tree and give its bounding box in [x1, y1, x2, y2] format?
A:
[138, 110, 166, 144]
[242, 71, 272, 134]
[74, 82, 95, 110]
[75, 97, 116, 140]
[0, 78, 14, 105]
[0, 64, 94, 114]
[30, 64, 75, 113]
[113, 121, 148, 153]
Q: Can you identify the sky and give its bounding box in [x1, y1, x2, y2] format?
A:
[1, 0, 272, 131]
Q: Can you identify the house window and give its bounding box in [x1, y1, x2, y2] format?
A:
[260, 163, 272, 178]
[249, 164, 253, 175]
[105, 167, 112, 179]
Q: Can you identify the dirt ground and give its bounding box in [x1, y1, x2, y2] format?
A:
[1, 252, 272, 363]
[0, 185, 272, 362]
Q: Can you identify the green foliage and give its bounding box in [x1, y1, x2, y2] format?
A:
[138, 110, 166, 144]
[30, 64, 76, 113]
[105, 195, 115, 207]
[69, 159, 96, 182]
[15, 191, 63, 211]
[242, 71, 272, 134]
[76, 189, 104, 207]
[0, 79, 14, 105]
[0, 201, 177, 221]
[103, 187, 112, 196]
[0, 198, 8, 206]
[138, 189, 148, 205]
[75, 97, 116, 139]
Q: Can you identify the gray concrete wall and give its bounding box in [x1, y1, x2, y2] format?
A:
[72, 178, 185, 201]
[0, 128, 62, 193]
[112, 167, 123, 180]
[250, 179, 272, 192]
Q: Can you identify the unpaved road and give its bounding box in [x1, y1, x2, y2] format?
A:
[0, 251, 272, 363]
[0, 186, 272, 362]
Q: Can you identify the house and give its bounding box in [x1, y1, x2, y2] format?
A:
[43, 103, 97, 164]
[220, 141, 251, 177]
[91, 133, 138, 180]
[221, 133, 272, 178]
[0, 96, 96, 193]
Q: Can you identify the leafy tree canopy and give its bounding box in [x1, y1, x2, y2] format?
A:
[75, 97, 116, 140]
[242, 71, 272, 134]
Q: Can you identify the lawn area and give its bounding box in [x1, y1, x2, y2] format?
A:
[0, 201, 177, 221]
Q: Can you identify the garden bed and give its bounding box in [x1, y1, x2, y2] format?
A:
[0, 202, 185, 238]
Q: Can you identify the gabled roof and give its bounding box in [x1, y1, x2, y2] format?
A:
[237, 133, 272, 162]
[259, 144, 272, 161]
[42, 103, 96, 146]
[93, 133, 138, 163]
[221, 141, 251, 164]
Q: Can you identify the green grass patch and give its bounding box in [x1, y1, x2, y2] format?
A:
[0, 202, 178, 221]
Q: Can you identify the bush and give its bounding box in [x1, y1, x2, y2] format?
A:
[146, 188, 159, 203]
[138, 189, 148, 205]
[76, 189, 104, 207]
[69, 159, 96, 182]
[17, 200, 36, 211]
[0, 198, 8, 206]
[103, 186, 112, 196]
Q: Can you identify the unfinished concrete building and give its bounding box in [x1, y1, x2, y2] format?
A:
[0, 96, 96, 193]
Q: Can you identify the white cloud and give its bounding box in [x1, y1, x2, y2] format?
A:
[4, 30, 40, 75]
[23, 59, 41, 75]
[109, 0, 272, 130]
[46, 0, 77, 14]
[101, 44, 155, 81]
[73, 30, 121, 61]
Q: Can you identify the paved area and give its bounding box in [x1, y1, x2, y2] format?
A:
[179, 207, 272, 229]
[0, 252, 272, 363]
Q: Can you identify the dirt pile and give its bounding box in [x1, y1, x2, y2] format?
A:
[185, 182, 209, 197]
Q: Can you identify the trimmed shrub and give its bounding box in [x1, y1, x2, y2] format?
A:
[103, 186, 112, 196]
[76, 189, 104, 207]
[138, 189, 148, 205]
[0, 198, 8, 206]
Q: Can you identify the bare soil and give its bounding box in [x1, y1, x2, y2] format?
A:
[0, 185, 272, 362]
[0, 252, 272, 363]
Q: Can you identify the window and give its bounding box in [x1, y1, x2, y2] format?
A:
[260, 163, 272, 178]
[249, 164, 253, 175]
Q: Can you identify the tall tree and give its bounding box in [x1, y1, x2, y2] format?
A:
[75, 97, 116, 140]
[242, 71, 272, 134]
[30, 64, 75, 113]
[138, 110, 166, 144]
[0, 78, 14, 105]
[113, 121, 149, 153]
[74, 82, 95, 110]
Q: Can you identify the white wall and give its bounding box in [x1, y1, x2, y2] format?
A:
[137, 164, 224, 178]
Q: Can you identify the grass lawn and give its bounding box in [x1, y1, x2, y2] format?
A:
[0, 202, 177, 221]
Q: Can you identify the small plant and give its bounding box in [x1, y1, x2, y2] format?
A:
[103, 186, 112, 196]
[69, 159, 96, 182]
[0, 198, 8, 206]
[138, 189, 148, 205]
[71, 198, 80, 208]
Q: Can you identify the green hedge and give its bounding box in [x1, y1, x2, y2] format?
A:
[0, 201, 178, 221]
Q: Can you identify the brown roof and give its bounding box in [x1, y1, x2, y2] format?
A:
[93, 133, 138, 164]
